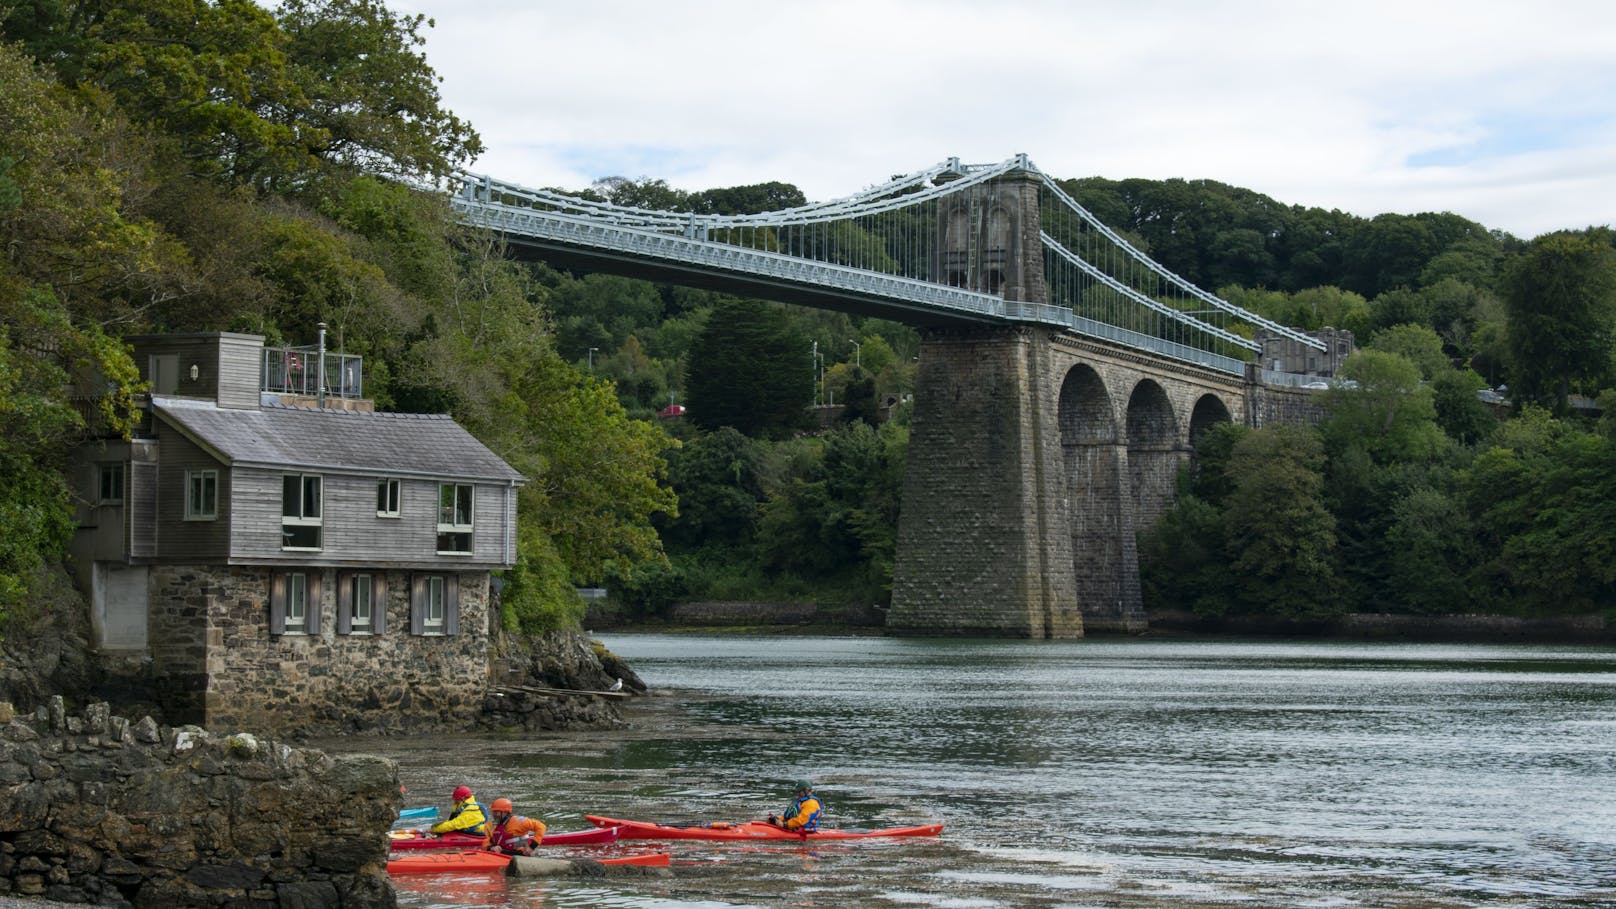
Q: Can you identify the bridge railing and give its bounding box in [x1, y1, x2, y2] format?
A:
[454, 197, 1009, 320]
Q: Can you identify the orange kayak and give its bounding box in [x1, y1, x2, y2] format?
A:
[585, 815, 944, 841]
[388, 850, 669, 875]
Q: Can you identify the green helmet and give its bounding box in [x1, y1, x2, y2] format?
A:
[792, 779, 812, 792]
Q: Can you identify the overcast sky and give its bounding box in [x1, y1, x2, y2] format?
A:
[391, 0, 1616, 239]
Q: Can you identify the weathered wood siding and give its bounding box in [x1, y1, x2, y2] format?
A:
[153, 430, 230, 563]
[229, 468, 515, 569]
[216, 334, 264, 409]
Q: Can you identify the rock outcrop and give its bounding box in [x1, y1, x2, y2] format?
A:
[478, 631, 646, 732]
[0, 697, 398, 908]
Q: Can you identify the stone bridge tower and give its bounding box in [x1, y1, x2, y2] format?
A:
[887, 164, 1249, 638]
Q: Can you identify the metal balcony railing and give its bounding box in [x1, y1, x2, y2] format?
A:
[262, 346, 363, 399]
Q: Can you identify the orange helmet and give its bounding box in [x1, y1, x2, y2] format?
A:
[490, 797, 513, 813]
[452, 786, 472, 801]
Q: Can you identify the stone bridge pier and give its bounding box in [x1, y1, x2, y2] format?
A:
[888, 327, 1247, 638]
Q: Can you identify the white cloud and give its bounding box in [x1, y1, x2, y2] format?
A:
[396, 0, 1616, 237]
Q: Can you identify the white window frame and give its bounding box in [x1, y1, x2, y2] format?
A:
[97, 463, 124, 505]
[281, 473, 323, 550]
[436, 483, 474, 554]
[422, 576, 446, 634]
[376, 477, 401, 518]
[284, 572, 309, 635]
[351, 573, 374, 634]
[184, 469, 218, 520]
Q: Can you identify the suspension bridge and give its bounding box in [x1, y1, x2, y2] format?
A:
[449, 155, 1329, 638]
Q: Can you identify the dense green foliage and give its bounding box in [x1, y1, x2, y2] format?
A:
[0, 2, 666, 635]
[5, 1, 1616, 633]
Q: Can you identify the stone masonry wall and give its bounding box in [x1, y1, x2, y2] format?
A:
[0, 696, 398, 908]
[150, 566, 490, 736]
[891, 327, 1252, 638]
[889, 327, 1079, 637]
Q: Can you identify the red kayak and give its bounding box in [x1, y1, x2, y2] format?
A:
[388, 826, 623, 851]
[387, 850, 669, 875]
[585, 815, 944, 841]
[387, 850, 510, 875]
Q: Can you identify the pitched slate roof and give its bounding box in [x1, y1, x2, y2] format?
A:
[152, 397, 525, 484]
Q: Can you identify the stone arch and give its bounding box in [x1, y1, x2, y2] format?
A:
[1125, 379, 1182, 531]
[1058, 364, 1139, 631]
[1058, 364, 1114, 445]
[1188, 393, 1233, 448]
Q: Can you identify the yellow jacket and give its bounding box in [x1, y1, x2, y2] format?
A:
[431, 797, 488, 836]
[781, 795, 822, 831]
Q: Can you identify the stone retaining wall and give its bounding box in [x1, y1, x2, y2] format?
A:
[0, 697, 398, 908]
[1147, 609, 1614, 643]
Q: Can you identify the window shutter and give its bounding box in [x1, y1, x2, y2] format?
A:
[445, 574, 460, 636]
[409, 574, 424, 635]
[373, 573, 389, 635]
[307, 570, 324, 634]
[269, 572, 286, 634]
[336, 571, 353, 635]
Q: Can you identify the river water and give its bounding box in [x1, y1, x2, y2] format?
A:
[355, 634, 1616, 909]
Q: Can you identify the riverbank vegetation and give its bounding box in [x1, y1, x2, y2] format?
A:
[3, 1, 1614, 644]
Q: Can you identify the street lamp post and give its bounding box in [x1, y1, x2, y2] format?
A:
[847, 338, 861, 368]
[811, 341, 821, 406]
[588, 347, 599, 371]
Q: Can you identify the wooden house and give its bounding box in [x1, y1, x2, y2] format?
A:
[71, 331, 524, 733]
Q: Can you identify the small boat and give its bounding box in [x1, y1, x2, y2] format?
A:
[387, 850, 670, 876]
[386, 850, 511, 875]
[584, 815, 944, 841]
[389, 826, 624, 851]
[397, 806, 439, 821]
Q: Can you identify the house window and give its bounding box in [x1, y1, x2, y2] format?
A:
[338, 571, 386, 635]
[436, 483, 473, 554]
[185, 470, 218, 520]
[376, 478, 401, 518]
[423, 576, 446, 633]
[351, 574, 374, 633]
[270, 569, 322, 636]
[409, 573, 458, 636]
[97, 463, 124, 505]
[282, 473, 322, 550]
[284, 572, 309, 634]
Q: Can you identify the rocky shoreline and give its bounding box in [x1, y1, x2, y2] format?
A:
[588, 602, 1614, 644]
[0, 698, 399, 908]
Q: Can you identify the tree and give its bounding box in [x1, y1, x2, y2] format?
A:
[1320, 350, 1446, 463]
[1222, 427, 1342, 617]
[74, 0, 321, 187]
[1367, 323, 1448, 379]
[1384, 486, 1482, 613]
[1501, 229, 1616, 411]
[277, 0, 483, 181]
[660, 427, 763, 550]
[686, 298, 812, 438]
[1429, 367, 1496, 445]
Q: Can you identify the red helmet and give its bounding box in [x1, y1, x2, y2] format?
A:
[452, 785, 472, 801]
[490, 798, 513, 813]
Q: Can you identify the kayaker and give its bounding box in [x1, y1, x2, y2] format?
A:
[483, 797, 548, 855]
[429, 785, 488, 837]
[767, 779, 822, 833]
